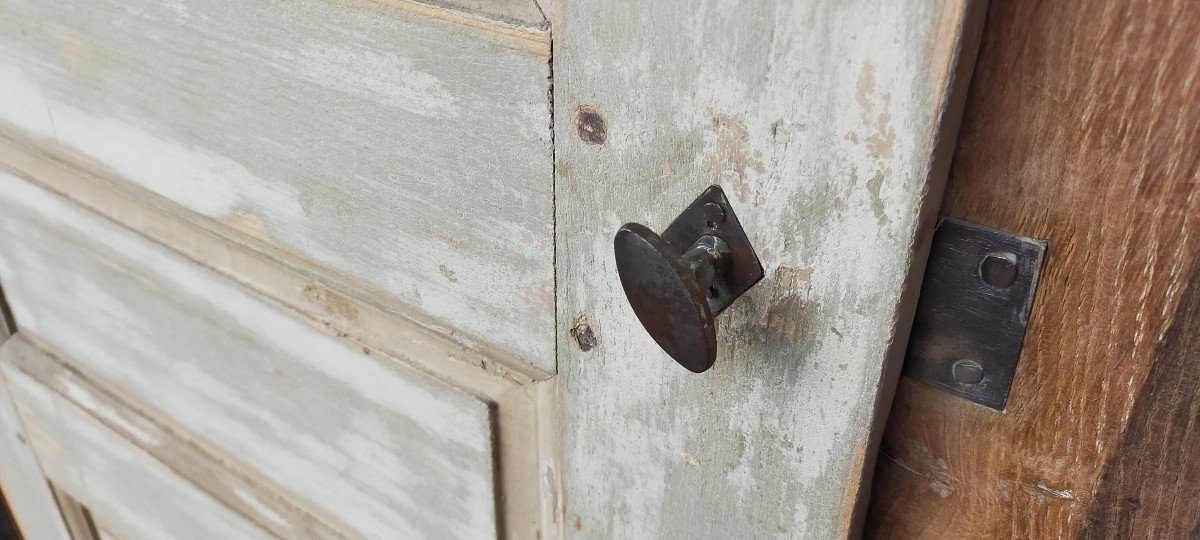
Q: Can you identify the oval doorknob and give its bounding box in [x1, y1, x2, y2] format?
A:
[614, 186, 764, 373]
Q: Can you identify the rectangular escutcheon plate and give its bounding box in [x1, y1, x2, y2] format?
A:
[903, 218, 1047, 411]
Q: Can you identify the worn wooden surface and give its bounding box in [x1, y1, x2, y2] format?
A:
[0, 0, 556, 371]
[551, 0, 984, 537]
[0, 283, 11, 339]
[0, 372, 71, 540]
[4, 334, 345, 539]
[408, 0, 547, 30]
[0, 316, 72, 540]
[0, 173, 501, 539]
[3, 358, 271, 540]
[49, 487, 101, 540]
[1081, 258, 1200, 538]
[867, 0, 1200, 537]
[0, 129, 554, 539]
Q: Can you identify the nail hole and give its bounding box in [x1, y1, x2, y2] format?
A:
[979, 252, 1018, 288]
[707, 221, 717, 229]
[708, 286, 719, 299]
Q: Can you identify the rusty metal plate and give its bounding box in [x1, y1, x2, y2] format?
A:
[658, 185, 763, 317]
[902, 218, 1047, 411]
[614, 185, 764, 373]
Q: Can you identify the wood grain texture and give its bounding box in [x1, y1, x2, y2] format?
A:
[3, 362, 272, 540]
[0, 0, 557, 371]
[0, 132, 554, 538]
[0, 147, 68, 540]
[1081, 257, 1200, 538]
[551, 0, 983, 537]
[3, 334, 345, 539]
[0, 336, 72, 540]
[404, 0, 547, 30]
[867, 0, 1200, 537]
[0, 173, 500, 539]
[0, 128, 550, 385]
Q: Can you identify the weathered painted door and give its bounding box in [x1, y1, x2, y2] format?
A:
[0, 0, 983, 537]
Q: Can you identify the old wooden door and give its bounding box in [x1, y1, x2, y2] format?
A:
[0, 0, 983, 538]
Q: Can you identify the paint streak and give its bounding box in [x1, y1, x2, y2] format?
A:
[853, 62, 898, 227]
[302, 284, 360, 323]
[701, 109, 766, 205]
[225, 208, 278, 248]
[50, 27, 96, 76]
[437, 265, 459, 283]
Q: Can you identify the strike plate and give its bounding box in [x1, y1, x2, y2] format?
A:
[902, 218, 1047, 411]
[657, 185, 763, 317]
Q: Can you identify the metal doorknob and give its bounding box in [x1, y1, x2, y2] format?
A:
[614, 186, 764, 373]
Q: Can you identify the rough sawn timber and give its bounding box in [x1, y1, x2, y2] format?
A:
[867, 0, 1200, 537]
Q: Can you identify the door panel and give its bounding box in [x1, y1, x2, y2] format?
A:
[0, 173, 500, 539]
[0, 0, 989, 537]
[2, 352, 271, 540]
[3, 334, 345, 538]
[551, 0, 985, 537]
[0, 0, 556, 370]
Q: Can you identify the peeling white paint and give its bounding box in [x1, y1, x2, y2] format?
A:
[555, 0, 972, 537]
[282, 43, 460, 119]
[0, 174, 499, 539]
[0, 0, 556, 370]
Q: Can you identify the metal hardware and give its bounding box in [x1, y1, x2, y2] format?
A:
[903, 218, 1047, 411]
[614, 185, 764, 373]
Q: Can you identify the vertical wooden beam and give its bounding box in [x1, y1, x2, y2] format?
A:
[1081, 258, 1200, 538]
[552, 0, 985, 536]
[868, 0, 1200, 537]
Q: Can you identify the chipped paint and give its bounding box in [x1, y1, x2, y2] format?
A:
[0, 0, 557, 371]
[555, 0, 972, 537]
[0, 175, 499, 538]
[701, 109, 767, 206]
[302, 284, 361, 323]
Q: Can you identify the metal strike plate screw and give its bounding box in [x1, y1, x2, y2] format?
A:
[980, 252, 1018, 288]
[950, 359, 986, 385]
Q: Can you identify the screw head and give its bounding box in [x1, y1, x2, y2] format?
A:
[951, 359, 985, 385]
[703, 203, 726, 227]
[979, 252, 1018, 288]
